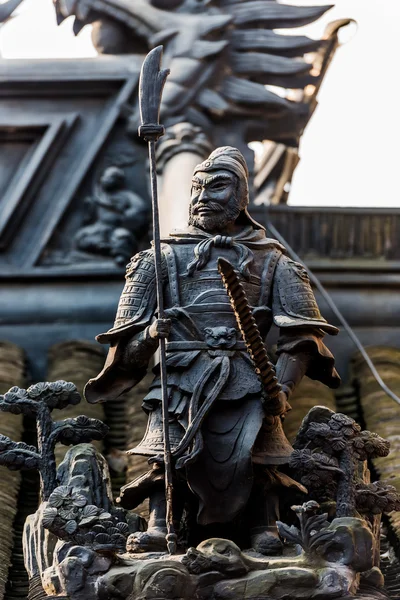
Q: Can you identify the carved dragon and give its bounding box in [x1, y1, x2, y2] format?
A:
[53, 0, 345, 148]
[0, 0, 23, 23]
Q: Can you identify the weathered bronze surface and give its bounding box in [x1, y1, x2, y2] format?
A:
[0, 36, 399, 600]
[0, 151, 397, 595]
[84, 143, 340, 555]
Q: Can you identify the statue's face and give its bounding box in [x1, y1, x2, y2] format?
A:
[100, 167, 124, 191]
[189, 170, 241, 232]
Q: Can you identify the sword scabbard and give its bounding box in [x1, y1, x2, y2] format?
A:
[218, 257, 285, 414]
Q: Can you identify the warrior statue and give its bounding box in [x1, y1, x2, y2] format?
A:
[85, 146, 340, 554]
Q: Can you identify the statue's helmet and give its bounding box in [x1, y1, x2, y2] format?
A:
[192, 146, 264, 229]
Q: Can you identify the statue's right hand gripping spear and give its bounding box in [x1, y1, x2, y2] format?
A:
[138, 46, 177, 555]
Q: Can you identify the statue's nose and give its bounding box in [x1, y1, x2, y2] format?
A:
[199, 189, 208, 202]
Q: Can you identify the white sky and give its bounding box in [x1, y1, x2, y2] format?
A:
[1, 0, 399, 208]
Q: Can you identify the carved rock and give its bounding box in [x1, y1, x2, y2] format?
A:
[212, 565, 356, 600]
[322, 518, 375, 572]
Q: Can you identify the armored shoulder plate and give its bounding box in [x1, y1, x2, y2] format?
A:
[115, 250, 158, 327]
[272, 255, 338, 335]
[97, 249, 161, 343]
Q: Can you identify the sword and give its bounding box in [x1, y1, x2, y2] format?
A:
[138, 46, 177, 555]
[217, 257, 284, 414]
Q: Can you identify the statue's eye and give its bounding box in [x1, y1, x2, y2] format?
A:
[210, 181, 227, 191]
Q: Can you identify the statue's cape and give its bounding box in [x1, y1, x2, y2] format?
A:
[84, 340, 148, 405]
[163, 224, 284, 250]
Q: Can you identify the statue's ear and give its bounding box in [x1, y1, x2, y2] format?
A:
[204, 328, 212, 335]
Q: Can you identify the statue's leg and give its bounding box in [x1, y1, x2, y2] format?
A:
[127, 484, 168, 552]
[125, 404, 188, 552]
[247, 466, 283, 556]
[126, 478, 185, 553]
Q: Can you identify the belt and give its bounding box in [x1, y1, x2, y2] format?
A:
[165, 341, 247, 351]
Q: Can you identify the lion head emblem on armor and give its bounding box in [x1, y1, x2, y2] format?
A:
[204, 327, 237, 349]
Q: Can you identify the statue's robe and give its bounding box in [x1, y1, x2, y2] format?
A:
[85, 224, 340, 525]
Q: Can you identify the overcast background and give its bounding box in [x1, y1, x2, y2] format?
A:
[0, 0, 398, 208]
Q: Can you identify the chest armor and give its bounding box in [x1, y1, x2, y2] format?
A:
[162, 242, 278, 335]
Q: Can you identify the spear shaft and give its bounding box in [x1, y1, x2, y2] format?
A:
[138, 46, 177, 554]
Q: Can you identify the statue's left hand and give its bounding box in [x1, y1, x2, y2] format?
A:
[149, 319, 171, 340]
[264, 389, 292, 417]
[278, 389, 292, 416]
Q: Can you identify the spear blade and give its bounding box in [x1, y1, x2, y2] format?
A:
[138, 45, 170, 140]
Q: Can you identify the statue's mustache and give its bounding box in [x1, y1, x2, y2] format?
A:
[193, 202, 224, 214]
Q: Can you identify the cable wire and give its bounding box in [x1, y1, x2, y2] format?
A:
[266, 219, 400, 407]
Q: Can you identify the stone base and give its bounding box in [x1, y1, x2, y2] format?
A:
[43, 538, 370, 600]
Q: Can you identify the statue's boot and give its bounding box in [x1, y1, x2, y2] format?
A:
[126, 481, 187, 553]
[127, 487, 168, 553]
[247, 468, 283, 556]
[127, 527, 168, 553]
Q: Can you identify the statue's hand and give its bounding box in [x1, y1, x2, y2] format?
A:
[278, 389, 292, 416]
[149, 319, 171, 340]
[263, 389, 291, 417]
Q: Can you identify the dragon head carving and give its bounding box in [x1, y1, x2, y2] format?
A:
[54, 0, 347, 148]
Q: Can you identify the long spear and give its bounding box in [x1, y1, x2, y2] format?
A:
[138, 46, 177, 555]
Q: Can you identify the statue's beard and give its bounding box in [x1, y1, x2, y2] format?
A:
[188, 198, 241, 233]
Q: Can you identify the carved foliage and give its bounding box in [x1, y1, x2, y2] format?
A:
[52, 415, 109, 447]
[0, 434, 39, 471]
[277, 501, 334, 558]
[42, 487, 130, 552]
[292, 407, 391, 518]
[0, 381, 80, 415]
[356, 481, 400, 516]
[0, 382, 109, 500]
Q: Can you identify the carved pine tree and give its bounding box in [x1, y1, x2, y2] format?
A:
[292, 407, 390, 518]
[0, 381, 108, 500]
